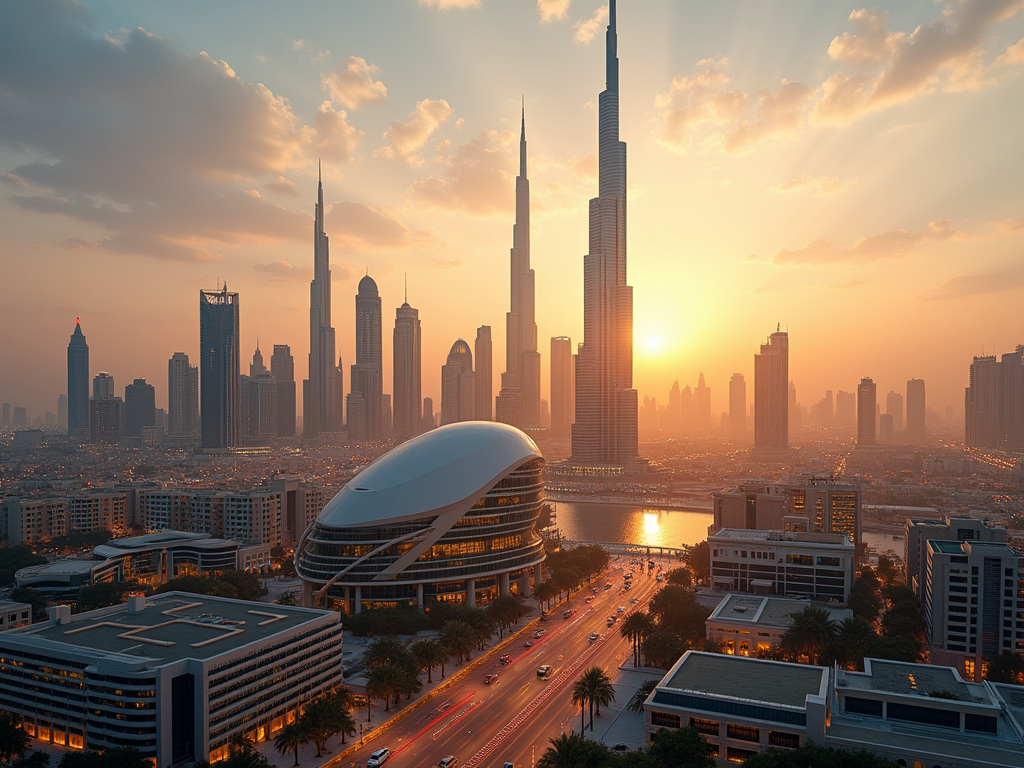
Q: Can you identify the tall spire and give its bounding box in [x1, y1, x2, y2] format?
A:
[606, 0, 619, 93]
[519, 99, 527, 177]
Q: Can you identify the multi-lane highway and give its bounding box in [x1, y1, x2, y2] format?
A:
[339, 557, 672, 768]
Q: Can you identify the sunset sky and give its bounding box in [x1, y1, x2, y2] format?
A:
[1, 0, 1021, 424]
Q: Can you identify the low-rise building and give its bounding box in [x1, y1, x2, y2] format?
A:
[705, 594, 852, 656]
[905, 516, 1006, 599]
[0, 592, 344, 767]
[2, 498, 68, 545]
[0, 601, 32, 631]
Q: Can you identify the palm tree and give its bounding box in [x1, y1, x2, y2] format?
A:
[578, 666, 615, 730]
[782, 606, 838, 665]
[533, 580, 558, 610]
[439, 620, 477, 663]
[367, 663, 406, 713]
[411, 638, 448, 682]
[619, 611, 654, 666]
[832, 615, 875, 670]
[487, 593, 528, 638]
[363, 636, 408, 668]
[570, 677, 589, 736]
[626, 679, 659, 713]
[227, 731, 255, 757]
[537, 733, 590, 768]
[274, 721, 309, 766]
[0, 711, 30, 765]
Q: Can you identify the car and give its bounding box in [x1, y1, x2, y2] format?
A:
[606, 617, 617, 627]
[523, 640, 535, 648]
[585, 596, 594, 603]
[629, 598, 638, 604]
[533, 629, 546, 638]
[604, 583, 613, 590]
[439, 758, 458, 768]
[537, 665, 553, 679]
[503, 763, 514, 768]
[563, 608, 575, 619]
[484, 673, 498, 684]
[610, 744, 630, 754]
[499, 654, 511, 665]
[367, 748, 391, 768]
[616, 606, 625, 613]
[589, 632, 600, 643]
[624, 572, 633, 580]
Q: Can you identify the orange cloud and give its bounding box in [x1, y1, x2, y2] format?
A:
[409, 129, 516, 216]
[919, 264, 1024, 300]
[771, 219, 962, 266]
[573, 6, 608, 45]
[538, 0, 571, 22]
[321, 56, 387, 109]
[769, 175, 852, 197]
[375, 99, 452, 166]
[311, 101, 364, 162]
[326, 200, 440, 252]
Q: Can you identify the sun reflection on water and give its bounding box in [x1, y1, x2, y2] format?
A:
[642, 512, 660, 545]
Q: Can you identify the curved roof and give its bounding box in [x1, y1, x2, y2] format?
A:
[358, 274, 378, 295]
[316, 421, 541, 528]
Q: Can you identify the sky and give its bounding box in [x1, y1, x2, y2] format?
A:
[1, 0, 1022, 424]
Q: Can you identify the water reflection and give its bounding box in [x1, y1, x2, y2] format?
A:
[642, 513, 660, 545]
[553, 501, 713, 548]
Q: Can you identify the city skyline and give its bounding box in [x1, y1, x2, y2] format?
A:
[1, 1, 1021, 423]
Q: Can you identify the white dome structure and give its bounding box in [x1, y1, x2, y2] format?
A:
[297, 422, 546, 612]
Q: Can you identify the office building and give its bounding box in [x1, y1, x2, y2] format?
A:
[333, 356, 345, 435]
[242, 346, 277, 444]
[303, 167, 337, 439]
[904, 517, 1007, 600]
[550, 336, 574, 438]
[89, 375, 122, 444]
[1, 498, 69, 545]
[571, 2, 638, 467]
[381, 393, 392, 437]
[729, 373, 746, 433]
[393, 294, 422, 441]
[835, 390, 856, 429]
[92, 372, 114, 400]
[754, 329, 788, 453]
[350, 274, 383, 441]
[694, 373, 711, 429]
[167, 353, 199, 438]
[710, 528, 855, 603]
[123, 378, 156, 441]
[1000, 346, 1024, 450]
[297, 421, 546, 612]
[0, 601, 32, 631]
[966, 348, 1024, 450]
[12, 407, 27, 428]
[906, 377, 926, 443]
[423, 397, 436, 431]
[66, 492, 128, 535]
[346, 392, 366, 442]
[0, 593, 343, 766]
[705, 594, 852, 656]
[270, 345, 296, 437]
[199, 286, 240, 451]
[643, 652, 1024, 768]
[67, 320, 89, 439]
[441, 339, 476, 425]
[856, 377, 876, 445]
[885, 390, 903, 432]
[497, 108, 541, 430]
[474, 326, 493, 422]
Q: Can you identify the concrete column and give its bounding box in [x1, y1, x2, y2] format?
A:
[499, 572, 510, 595]
[466, 579, 476, 608]
[521, 571, 533, 597]
[416, 583, 424, 609]
[354, 586, 362, 615]
[534, 564, 543, 585]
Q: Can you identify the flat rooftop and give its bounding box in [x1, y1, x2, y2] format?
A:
[838, 659, 995, 705]
[663, 652, 827, 709]
[709, 594, 852, 627]
[711, 529, 850, 546]
[9, 592, 333, 667]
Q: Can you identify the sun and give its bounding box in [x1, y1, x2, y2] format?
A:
[645, 337, 661, 352]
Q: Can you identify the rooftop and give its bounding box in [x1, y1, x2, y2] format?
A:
[711, 529, 851, 547]
[662, 651, 828, 709]
[709, 594, 853, 627]
[93, 530, 240, 558]
[837, 659, 995, 705]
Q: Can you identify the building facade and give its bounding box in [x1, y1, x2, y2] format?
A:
[67, 321, 89, 440]
[705, 594, 852, 656]
[350, 275, 383, 442]
[199, 287, 240, 451]
[754, 330, 788, 453]
[303, 168, 337, 440]
[393, 297, 422, 441]
[857, 377, 876, 445]
[441, 339, 475, 425]
[550, 336, 574, 438]
[729, 373, 746, 433]
[474, 326, 493, 422]
[270, 345, 296, 437]
[168, 352, 199, 439]
[906, 377, 926, 443]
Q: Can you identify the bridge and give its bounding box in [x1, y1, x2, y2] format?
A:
[559, 539, 690, 558]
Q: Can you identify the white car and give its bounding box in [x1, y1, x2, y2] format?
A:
[439, 757, 457, 768]
[367, 748, 391, 767]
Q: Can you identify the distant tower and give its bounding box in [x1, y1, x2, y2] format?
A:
[93, 372, 115, 400]
[965, 358, 999, 448]
[550, 336, 574, 438]
[123, 378, 156, 440]
[271, 345, 296, 437]
[350, 275, 383, 441]
[243, 345, 277, 444]
[886, 390, 904, 433]
[857, 377, 877, 446]
[393, 288, 422, 441]
[729, 373, 746, 432]
[571, 0, 638, 466]
[754, 329, 788, 452]
[497, 104, 541, 429]
[475, 326, 493, 421]
[422, 397, 436, 431]
[304, 165, 337, 439]
[57, 395, 67, 430]
[199, 286, 240, 451]
[441, 339, 475, 425]
[694, 373, 711, 428]
[168, 353, 199, 438]
[906, 378, 926, 444]
[67, 320, 89, 439]
[2, 402, 10, 426]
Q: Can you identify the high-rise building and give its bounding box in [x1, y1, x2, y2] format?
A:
[550, 336, 574, 438]
[57, 394, 67, 431]
[906, 378, 925, 443]
[754, 329, 788, 453]
[334, 357, 345, 434]
[571, 2, 638, 466]
[836, 390, 856, 429]
[92, 372, 115, 400]
[788, 380, 800, 435]
[393, 293, 421, 441]
[270, 345, 296, 437]
[123, 378, 156, 440]
[666, 380, 681, 436]
[1000, 346, 1024, 451]
[497, 107, 541, 430]
[474, 326, 492, 421]
[346, 392, 366, 442]
[422, 397, 436, 431]
[441, 339, 475, 425]
[381, 394, 392, 437]
[89, 397, 121, 444]
[242, 346, 276, 444]
[886, 390, 904, 433]
[729, 373, 746, 433]
[12, 407, 27, 428]
[857, 377, 877, 446]
[303, 167, 337, 440]
[965, 355, 999, 448]
[167, 353, 199, 438]
[67, 320, 89, 439]
[199, 286, 240, 451]
[350, 275, 383, 441]
[1, 403, 9, 426]
[694, 373, 711, 429]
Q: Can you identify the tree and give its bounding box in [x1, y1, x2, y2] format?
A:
[641, 630, 687, 670]
[739, 743, 899, 768]
[571, 676, 589, 736]
[831, 616, 875, 670]
[647, 727, 715, 768]
[367, 663, 406, 713]
[364, 636, 409, 669]
[648, 585, 708, 644]
[274, 721, 310, 766]
[439, 620, 477, 663]
[577, 666, 616, 730]
[536, 733, 605, 768]
[411, 638, 448, 683]
[0, 546, 46, 587]
[75, 581, 141, 613]
[534, 580, 559, 609]
[781, 606, 837, 665]
[848, 569, 882, 623]
[626, 679, 659, 713]
[0, 711, 30, 764]
[620, 611, 655, 667]
[688, 541, 710, 583]
[986, 651, 1024, 684]
[300, 695, 356, 756]
[11, 751, 50, 768]
[665, 568, 692, 587]
[487, 594, 528, 638]
[10, 587, 47, 621]
[57, 747, 152, 768]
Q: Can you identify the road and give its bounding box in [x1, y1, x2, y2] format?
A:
[341, 556, 672, 768]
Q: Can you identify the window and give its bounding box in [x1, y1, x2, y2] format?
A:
[650, 712, 680, 729]
[844, 696, 883, 717]
[727, 747, 759, 763]
[727, 723, 760, 742]
[768, 731, 800, 748]
[689, 718, 719, 736]
[965, 713, 997, 733]
[887, 702, 959, 729]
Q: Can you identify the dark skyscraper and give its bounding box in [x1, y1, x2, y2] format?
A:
[906, 378, 926, 444]
[572, 0, 638, 466]
[497, 107, 541, 429]
[966, 356, 1000, 448]
[67, 320, 89, 439]
[550, 336, 574, 438]
[123, 378, 156, 440]
[754, 329, 788, 452]
[168, 352, 199, 438]
[350, 275, 383, 441]
[199, 286, 240, 451]
[729, 373, 746, 433]
[304, 166, 337, 439]
[393, 290, 421, 441]
[475, 326, 493, 421]
[857, 377, 877, 446]
[271, 345, 296, 437]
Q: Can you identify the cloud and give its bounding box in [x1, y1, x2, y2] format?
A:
[573, 6, 608, 45]
[993, 216, 1024, 234]
[919, 264, 1024, 300]
[56, 236, 98, 250]
[827, 9, 904, 67]
[326, 200, 439, 252]
[321, 56, 387, 109]
[265, 176, 299, 196]
[311, 101, 364, 162]
[539, 0, 571, 22]
[996, 37, 1024, 65]
[769, 175, 852, 197]
[770, 219, 962, 266]
[418, 0, 480, 8]
[528, 152, 597, 215]
[375, 99, 452, 165]
[254, 259, 305, 280]
[409, 129, 516, 215]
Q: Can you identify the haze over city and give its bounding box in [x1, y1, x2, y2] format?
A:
[1, 0, 1021, 422]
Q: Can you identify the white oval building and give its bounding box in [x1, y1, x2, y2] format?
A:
[297, 422, 546, 613]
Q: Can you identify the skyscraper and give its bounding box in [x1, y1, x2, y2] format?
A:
[67, 320, 89, 439]
[168, 352, 199, 438]
[350, 275, 383, 441]
[199, 286, 240, 451]
[571, 1, 638, 466]
[729, 373, 746, 433]
[550, 336, 574, 438]
[906, 378, 926, 444]
[90, 371, 121, 444]
[1, 403, 9, 427]
[57, 395, 67, 431]
[93, 372, 115, 400]
[694, 373, 711, 428]
[474, 326, 493, 421]
[497, 107, 541, 429]
[303, 166, 337, 440]
[441, 339, 475, 425]
[886, 390, 904, 433]
[123, 378, 156, 440]
[857, 377, 877, 446]
[965, 356, 1000, 448]
[243, 346, 276, 444]
[393, 292, 422, 441]
[754, 329, 788, 453]
[999, 346, 1024, 451]
[271, 345, 296, 437]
